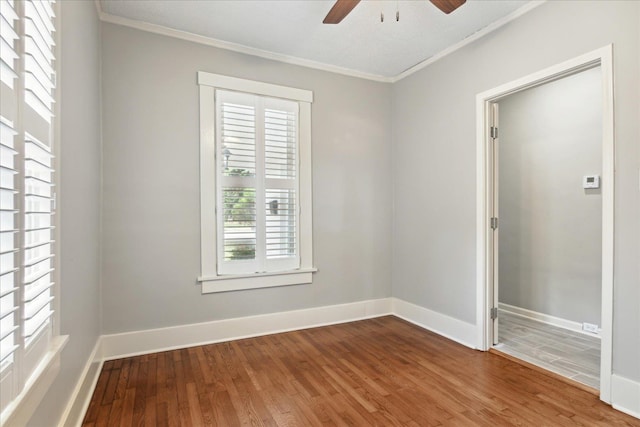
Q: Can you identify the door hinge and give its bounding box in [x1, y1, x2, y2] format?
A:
[490, 217, 498, 230]
[490, 126, 498, 139]
[490, 307, 498, 320]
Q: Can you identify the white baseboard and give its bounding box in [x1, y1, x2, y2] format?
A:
[100, 298, 393, 360]
[57, 340, 104, 427]
[611, 374, 640, 419]
[392, 298, 477, 349]
[498, 303, 601, 338]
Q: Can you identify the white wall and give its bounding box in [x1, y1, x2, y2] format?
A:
[498, 67, 602, 325]
[100, 24, 393, 334]
[392, 0, 639, 382]
[26, 1, 103, 425]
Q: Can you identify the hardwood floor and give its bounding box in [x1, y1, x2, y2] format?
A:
[496, 310, 601, 389]
[82, 316, 639, 426]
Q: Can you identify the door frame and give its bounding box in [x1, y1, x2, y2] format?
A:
[475, 45, 614, 403]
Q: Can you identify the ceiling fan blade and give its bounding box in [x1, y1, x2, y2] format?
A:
[323, 0, 361, 24]
[430, 0, 466, 14]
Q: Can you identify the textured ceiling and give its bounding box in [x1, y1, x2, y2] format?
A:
[99, 0, 533, 79]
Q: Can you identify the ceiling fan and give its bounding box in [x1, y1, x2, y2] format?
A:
[323, 0, 466, 24]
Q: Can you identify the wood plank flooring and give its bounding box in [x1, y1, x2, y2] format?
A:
[496, 310, 601, 389]
[82, 316, 639, 426]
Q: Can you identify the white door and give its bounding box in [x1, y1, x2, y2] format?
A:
[489, 102, 499, 345]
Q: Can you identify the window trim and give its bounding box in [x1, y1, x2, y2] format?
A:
[0, 0, 67, 424]
[197, 72, 315, 293]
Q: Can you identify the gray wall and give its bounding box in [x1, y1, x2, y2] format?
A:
[27, 1, 103, 425]
[498, 67, 602, 325]
[392, 0, 639, 381]
[100, 24, 393, 333]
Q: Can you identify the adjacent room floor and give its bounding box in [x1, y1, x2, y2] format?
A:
[495, 310, 601, 390]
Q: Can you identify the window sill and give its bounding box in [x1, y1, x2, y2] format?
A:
[198, 268, 317, 294]
[1, 335, 68, 426]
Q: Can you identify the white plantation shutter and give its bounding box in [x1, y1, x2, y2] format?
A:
[217, 92, 258, 274]
[0, 0, 57, 418]
[22, 133, 54, 343]
[265, 189, 295, 259]
[23, 0, 55, 121]
[0, 1, 20, 408]
[21, 0, 56, 365]
[0, 0, 18, 89]
[263, 101, 298, 271]
[0, 116, 18, 374]
[215, 91, 299, 274]
[220, 100, 256, 176]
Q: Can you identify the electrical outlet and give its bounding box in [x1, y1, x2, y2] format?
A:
[582, 322, 599, 333]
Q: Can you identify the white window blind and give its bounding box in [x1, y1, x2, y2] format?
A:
[0, 0, 57, 419]
[215, 90, 299, 275]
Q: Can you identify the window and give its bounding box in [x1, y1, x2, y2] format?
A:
[1, 0, 65, 422]
[198, 72, 315, 293]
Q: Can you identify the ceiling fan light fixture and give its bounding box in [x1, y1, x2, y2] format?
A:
[323, 0, 466, 25]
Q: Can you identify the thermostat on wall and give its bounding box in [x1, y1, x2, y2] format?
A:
[583, 175, 600, 189]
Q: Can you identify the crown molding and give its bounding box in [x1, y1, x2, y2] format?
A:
[391, 1, 546, 82]
[96, 1, 545, 84]
[98, 12, 394, 83]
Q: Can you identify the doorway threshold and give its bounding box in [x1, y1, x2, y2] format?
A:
[489, 347, 599, 396]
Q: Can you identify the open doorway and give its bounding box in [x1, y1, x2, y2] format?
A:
[493, 66, 603, 390]
[476, 46, 614, 402]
